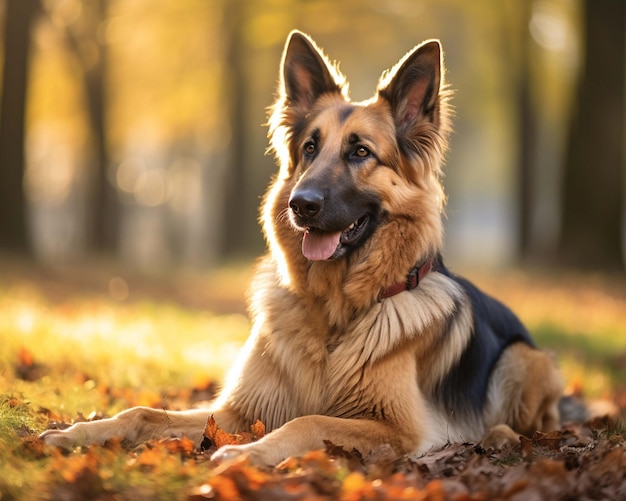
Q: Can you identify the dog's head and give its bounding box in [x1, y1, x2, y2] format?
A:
[263, 31, 451, 305]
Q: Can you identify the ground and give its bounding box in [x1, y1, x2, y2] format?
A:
[0, 258, 624, 500]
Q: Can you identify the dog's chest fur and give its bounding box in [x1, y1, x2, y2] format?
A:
[236, 262, 472, 431]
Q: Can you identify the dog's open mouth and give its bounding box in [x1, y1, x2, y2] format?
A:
[301, 215, 370, 261]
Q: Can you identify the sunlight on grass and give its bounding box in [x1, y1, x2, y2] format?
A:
[2, 284, 248, 371]
[533, 322, 626, 398]
[0, 280, 249, 422]
[0, 397, 36, 446]
[0, 267, 254, 498]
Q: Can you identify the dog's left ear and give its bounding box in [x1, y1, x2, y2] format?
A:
[377, 40, 442, 130]
[279, 30, 345, 114]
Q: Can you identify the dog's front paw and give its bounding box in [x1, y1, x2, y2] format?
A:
[211, 443, 274, 468]
[480, 424, 521, 450]
[39, 428, 82, 450]
[39, 420, 113, 450]
[211, 444, 248, 462]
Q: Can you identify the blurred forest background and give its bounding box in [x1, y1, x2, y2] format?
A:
[0, 0, 624, 273]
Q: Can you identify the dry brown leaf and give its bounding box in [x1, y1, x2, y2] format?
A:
[18, 346, 34, 367]
[15, 346, 48, 381]
[203, 415, 266, 449]
[249, 419, 265, 440]
[205, 474, 239, 499]
[521, 430, 564, 457]
[162, 436, 195, 457]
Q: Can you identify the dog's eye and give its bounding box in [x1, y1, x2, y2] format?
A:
[303, 141, 316, 155]
[355, 146, 371, 158]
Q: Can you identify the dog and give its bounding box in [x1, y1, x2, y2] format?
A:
[40, 30, 564, 467]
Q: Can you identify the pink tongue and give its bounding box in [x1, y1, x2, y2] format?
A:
[302, 230, 341, 261]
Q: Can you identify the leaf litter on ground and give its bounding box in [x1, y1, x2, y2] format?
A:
[188, 417, 625, 501]
[15, 405, 623, 500]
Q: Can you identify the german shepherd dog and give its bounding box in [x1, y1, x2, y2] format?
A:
[41, 31, 564, 466]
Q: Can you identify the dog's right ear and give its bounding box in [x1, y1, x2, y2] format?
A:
[279, 31, 345, 114]
[377, 40, 443, 132]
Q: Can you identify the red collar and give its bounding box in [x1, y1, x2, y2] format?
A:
[379, 259, 435, 300]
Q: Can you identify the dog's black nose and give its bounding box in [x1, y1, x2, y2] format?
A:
[289, 189, 324, 218]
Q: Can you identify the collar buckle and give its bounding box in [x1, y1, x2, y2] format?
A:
[378, 259, 435, 301]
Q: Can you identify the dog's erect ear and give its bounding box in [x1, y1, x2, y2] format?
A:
[377, 40, 442, 129]
[279, 31, 344, 113]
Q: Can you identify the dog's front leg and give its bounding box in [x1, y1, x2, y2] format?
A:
[40, 406, 239, 450]
[212, 414, 419, 467]
[40, 407, 211, 449]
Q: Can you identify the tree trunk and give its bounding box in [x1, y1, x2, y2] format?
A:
[58, 0, 116, 254]
[56, 0, 116, 255]
[220, 0, 252, 258]
[560, 0, 625, 271]
[517, 0, 536, 261]
[0, 0, 40, 252]
[85, 0, 117, 254]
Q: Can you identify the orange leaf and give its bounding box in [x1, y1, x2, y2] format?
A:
[204, 415, 240, 448]
[342, 471, 371, 501]
[137, 446, 163, 467]
[250, 419, 266, 440]
[203, 415, 266, 448]
[207, 475, 240, 499]
[204, 415, 219, 441]
[162, 436, 195, 457]
[18, 346, 34, 367]
[424, 479, 446, 501]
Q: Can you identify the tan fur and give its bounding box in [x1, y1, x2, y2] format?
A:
[40, 31, 564, 466]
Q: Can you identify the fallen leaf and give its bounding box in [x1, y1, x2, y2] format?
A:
[203, 415, 266, 449]
[15, 346, 48, 381]
[521, 430, 563, 457]
[18, 346, 34, 367]
[162, 436, 195, 457]
[18, 435, 48, 459]
[249, 419, 265, 440]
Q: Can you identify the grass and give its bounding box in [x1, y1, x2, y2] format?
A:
[0, 260, 253, 499]
[0, 259, 624, 499]
[1, 286, 249, 419]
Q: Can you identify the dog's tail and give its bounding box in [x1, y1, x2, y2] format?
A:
[559, 393, 620, 424]
[558, 394, 589, 424]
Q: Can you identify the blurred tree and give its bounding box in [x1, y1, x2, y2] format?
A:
[58, 0, 117, 254]
[559, 0, 625, 271]
[220, 0, 249, 257]
[0, 0, 41, 252]
[516, 0, 536, 261]
[84, 0, 116, 254]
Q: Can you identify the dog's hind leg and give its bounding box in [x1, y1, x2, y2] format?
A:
[481, 342, 564, 449]
[40, 406, 238, 450]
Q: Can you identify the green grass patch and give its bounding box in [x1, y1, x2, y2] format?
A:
[0, 396, 38, 445]
[533, 322, 626, 397]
